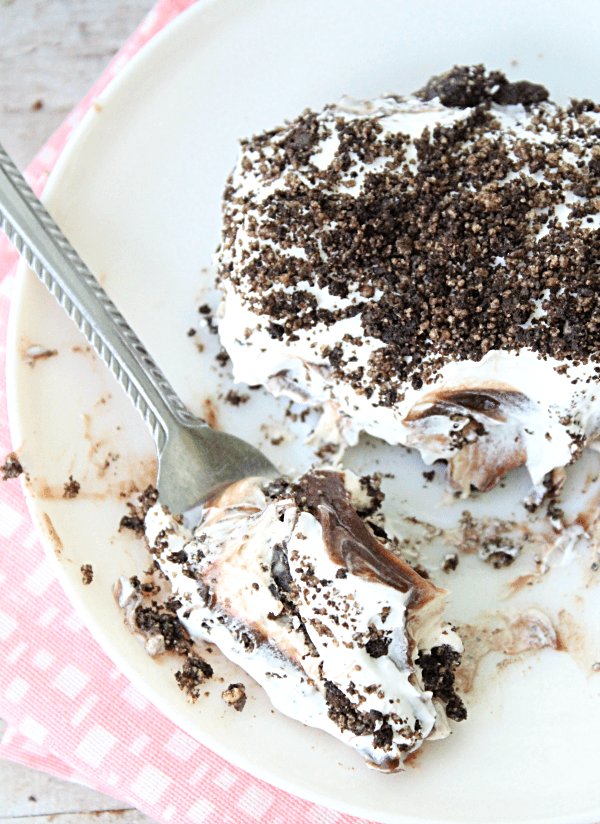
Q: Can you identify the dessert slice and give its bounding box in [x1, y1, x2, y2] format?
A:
[144, 469, 465, 772]
[216, 65, 600, 497]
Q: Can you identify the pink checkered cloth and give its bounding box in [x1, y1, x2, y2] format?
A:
[0, 2, 370, 822]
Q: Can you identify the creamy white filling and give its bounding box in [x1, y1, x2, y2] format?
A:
[144, 477, 462, 770]
[218, 284, 600, 491]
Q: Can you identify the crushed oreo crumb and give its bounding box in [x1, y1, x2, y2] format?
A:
[416, 644, 467, 722]
[1, 452, 23, 480]
[416, 65, 548, 109]
[222, 682, 247, 711]
[134, 603, 191, 654]
[486, 550, 516, 569]
[119, 486, 159, 536]
[219, 65, 600, 406]
[263, 476, 294, 500]
[224, 389, 250, 406]
[443, 554, 459, 573]
[198, 303, 218, 334]
[215, 348, 230, 367]
[357, 473, 385, 517]
[63, 476, 80, 499]
[167, 549, 188, 565]
[175, 655, 214, 699]
[365, 628, 391, 659]
[325, 680, 378, 737]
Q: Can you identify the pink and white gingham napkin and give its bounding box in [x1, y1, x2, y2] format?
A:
[0, 2, 371, 821]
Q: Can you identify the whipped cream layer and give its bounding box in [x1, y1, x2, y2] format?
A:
[145, 470, 465, 771]
[216, 67, 600, 495]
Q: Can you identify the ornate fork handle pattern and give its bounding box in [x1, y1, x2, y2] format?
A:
[0, 142, 205, 451]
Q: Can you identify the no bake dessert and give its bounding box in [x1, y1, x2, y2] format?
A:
[117, 65, 600, 774]
[143, 469, 465, 772]
[216, 65, 600, 498]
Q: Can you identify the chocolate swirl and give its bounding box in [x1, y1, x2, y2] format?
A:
[293, 470, 441, 610]
[404, 387, 530, 424]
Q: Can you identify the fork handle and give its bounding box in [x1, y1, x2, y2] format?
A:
[0, 141, 204, 452]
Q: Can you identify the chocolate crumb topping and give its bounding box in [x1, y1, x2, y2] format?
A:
[80, 564, 93, 585]
[416, 644, 467, 722]
[263, 477, 295, 501]
[365, 630, 391, 659]
[416, 65, 506, 108]
[325, 680, 383, 739]
[372, 721, 395, 751]
[493, 79, 549, 107]
[197, 303, 218, 335]
[219, 66, 600, 401]
[416, 65, 548, 110]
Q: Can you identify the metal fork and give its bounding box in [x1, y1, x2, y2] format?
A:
[0, 142, 279, 522]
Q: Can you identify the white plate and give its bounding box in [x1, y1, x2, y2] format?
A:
[7, 1, 600, 821]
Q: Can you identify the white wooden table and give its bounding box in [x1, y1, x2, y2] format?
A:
[0, 2, 158, 820]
